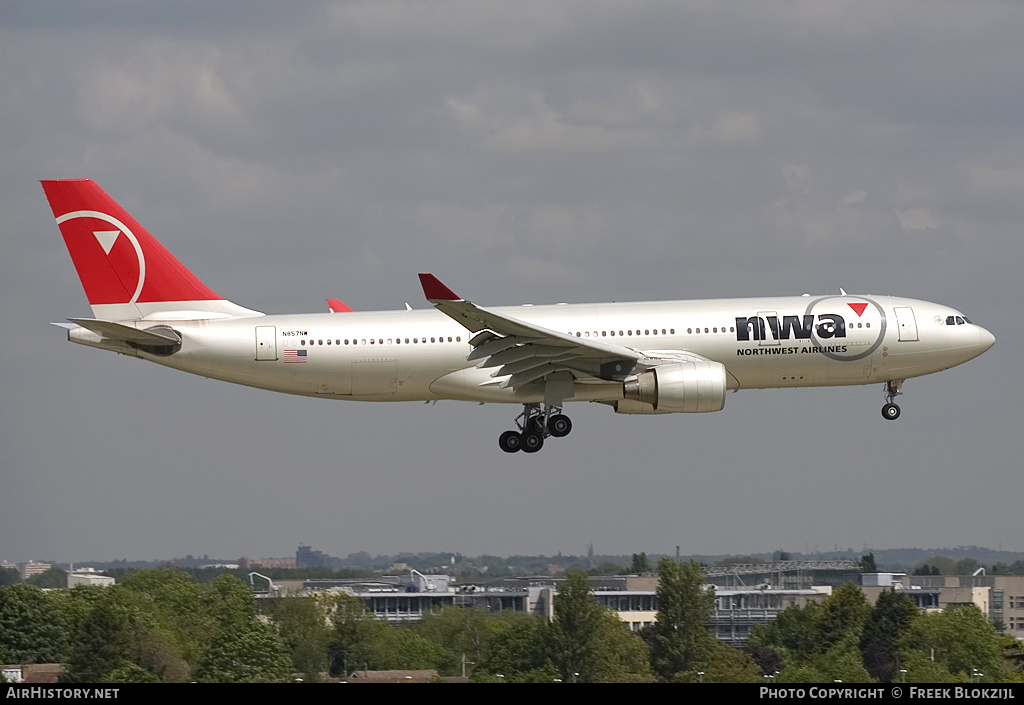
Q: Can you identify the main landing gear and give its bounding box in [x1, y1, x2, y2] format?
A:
[498, 403, 573, 454]
[881, 379, 903, 420]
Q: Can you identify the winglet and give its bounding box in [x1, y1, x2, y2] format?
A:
[326, 298, 354, 313]
[418, 273, 462, 301]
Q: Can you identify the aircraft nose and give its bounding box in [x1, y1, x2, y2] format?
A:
[976, 326, 996, 354]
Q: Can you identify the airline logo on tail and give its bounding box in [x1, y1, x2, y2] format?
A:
[55, 209, 147, 306]
[41, 180, 261, 321]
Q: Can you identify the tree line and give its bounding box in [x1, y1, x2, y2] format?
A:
[2, 561, 1022, 682]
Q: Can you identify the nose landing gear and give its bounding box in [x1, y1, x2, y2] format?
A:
[881, 379, 903, 420]
[498, 403, 573, 453]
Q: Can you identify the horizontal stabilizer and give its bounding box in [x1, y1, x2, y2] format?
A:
[68, 318, 182, 346]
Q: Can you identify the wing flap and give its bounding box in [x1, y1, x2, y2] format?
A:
[419, 273, 641, 394]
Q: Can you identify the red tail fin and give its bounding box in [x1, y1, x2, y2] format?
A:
[41, 180, 259, 320]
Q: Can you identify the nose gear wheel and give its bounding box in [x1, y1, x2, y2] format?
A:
[881, 379, 903, 421]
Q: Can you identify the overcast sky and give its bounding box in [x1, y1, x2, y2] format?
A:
[2, 1, 1021, 565]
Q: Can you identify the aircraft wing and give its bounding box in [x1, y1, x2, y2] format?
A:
[419, 274, 642, 390]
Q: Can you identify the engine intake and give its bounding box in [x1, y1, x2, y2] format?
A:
[622, 360, 726, 413]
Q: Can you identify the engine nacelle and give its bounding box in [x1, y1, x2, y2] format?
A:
[622, 360, 727, 413]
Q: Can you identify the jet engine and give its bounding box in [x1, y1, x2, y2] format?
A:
[622, 360, 727, 413]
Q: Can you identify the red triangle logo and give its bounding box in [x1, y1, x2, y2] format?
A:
[847, 303, 868, 317]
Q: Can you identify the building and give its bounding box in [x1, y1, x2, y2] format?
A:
[68, 569, 115, 588]
[17, 562, 51, 581]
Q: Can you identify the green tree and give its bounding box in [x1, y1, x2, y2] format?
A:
[355, 626, 449, 672]
[588, 611, 653, 682]
[193, 620, 292, 683]
[203, 573, 257, 628]
[631, 553, 651, 573]
[327, 592, 382, 676]
[27, 568, 67, 589]
[63, 597, 133, 682]
[814, 632, 875, 683]
[549, 569, 606, 682]
[270, 595, 332, 681]
[956, 558, 982, 576]
[677, 641, 761, 683]
[475, 612, 551, 681]
[588, 560, 627, 575]
[119, 568, 212, 665]
[749, 601, 821, 662]
[744, 643, 784, 677]
[860, 553, 878, 573]
[901, 605, 1003, 682]
[63, 587, 188, 683]
[103, 662, 160, 683]
[417, 606, 491, 676]
[916, 557, 956, 575]
[815, 582, 871, 653]
[0, 567, 21, 586]
[0, 584, 68, 664]
[860, 588, 918, 682]
[648, 558, 716, 681]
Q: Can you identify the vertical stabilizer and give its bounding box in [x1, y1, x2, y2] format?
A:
[41, 179, 261, 321]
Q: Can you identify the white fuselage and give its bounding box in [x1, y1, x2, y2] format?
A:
[104, 294, 993, 409]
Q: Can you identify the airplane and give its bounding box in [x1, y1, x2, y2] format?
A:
[42, 179, 996, 453]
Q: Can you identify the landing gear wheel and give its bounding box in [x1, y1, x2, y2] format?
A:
[521, 431, 544, 453]
[528, 416, 546, 434]
[548, 414, 572, 438]
[499, 430, 522, 453]
[882, 403, 901, 420]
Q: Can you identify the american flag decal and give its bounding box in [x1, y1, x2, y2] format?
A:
[284, 349, 307, 363]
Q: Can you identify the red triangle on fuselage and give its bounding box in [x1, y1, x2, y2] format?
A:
[848, 302, 869, 317]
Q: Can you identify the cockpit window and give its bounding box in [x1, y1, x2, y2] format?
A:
[946, 315, 971, 326]
[946, 316, 956, 325]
